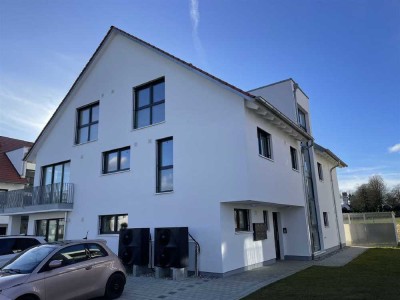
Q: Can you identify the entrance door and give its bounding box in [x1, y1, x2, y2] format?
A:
[272, 212, 281, 260]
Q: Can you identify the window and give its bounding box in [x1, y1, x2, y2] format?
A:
[0, 238, 41, 255]
[134, 79, 165, 129]
[157, 137, 173, 193]
[99, 214, 128, 234]
[87, 243, 108, 258]
[234, 209, 250, 232]
[42, 161, 70, 186]
[25, 169, 35, 187]
[317, 162, 324, 181]
[76, 102, 99, 144]
[35, 219, 65, 242]
[257, 128, 272, 159]
[290, 147, 298, 170]
[263, 210, 269, 231]
[298, 108, 307, 132]
[51, 244, 89, 266]
[323, 212, 329, 227]
[102, 147, 130, 174]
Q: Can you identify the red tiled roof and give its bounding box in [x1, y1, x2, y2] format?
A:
[0, 136, 33, 184]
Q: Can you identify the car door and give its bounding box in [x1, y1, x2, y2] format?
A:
[42, 244, 95, 300]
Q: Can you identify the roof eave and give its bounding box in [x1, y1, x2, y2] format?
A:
[246, 96, 313, 142]
[314, 143, 347, 168]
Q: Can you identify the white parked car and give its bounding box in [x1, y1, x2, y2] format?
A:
[0, 236, 46, 267]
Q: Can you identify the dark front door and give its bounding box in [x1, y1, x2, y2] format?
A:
[272, 212, 281, 260]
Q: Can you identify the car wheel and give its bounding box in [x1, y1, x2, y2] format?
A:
[104, 272, 125, 299]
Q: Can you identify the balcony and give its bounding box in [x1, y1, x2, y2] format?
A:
[0, 183, 74, 215]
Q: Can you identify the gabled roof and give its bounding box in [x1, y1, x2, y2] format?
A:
[314, 143, 347, 168]
[0, 136, 32, 184]
[25, 26, 256, 162]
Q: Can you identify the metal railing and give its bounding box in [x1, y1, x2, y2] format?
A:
[0, 183, 74, 212]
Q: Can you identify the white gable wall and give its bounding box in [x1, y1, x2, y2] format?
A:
[32, 33, 251, 274]
[249, 80, 297, 123]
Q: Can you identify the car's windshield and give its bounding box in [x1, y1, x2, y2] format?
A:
[1, 245, 56, 274]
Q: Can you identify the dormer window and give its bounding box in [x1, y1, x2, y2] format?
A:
[298, 108, 307, 132]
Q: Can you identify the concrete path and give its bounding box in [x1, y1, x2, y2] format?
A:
[315, 246, 367, 267]
[119, 246, 367, 300]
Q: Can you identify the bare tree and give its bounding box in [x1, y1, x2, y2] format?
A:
[351, 184, 370, 212]
[367, 175, 387, 211]
[386, 184, 400, 210]
[350, 175, 388, 212]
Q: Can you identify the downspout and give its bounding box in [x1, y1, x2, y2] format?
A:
[330, 163, 342, 249]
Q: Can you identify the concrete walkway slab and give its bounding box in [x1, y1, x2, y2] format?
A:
[119, 246, 367, 300]
[315, 246, 367, 267]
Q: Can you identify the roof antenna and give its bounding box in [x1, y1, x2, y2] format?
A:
[83, 231, 88, 240]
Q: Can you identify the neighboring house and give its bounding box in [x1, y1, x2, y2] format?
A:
[0, 27, 347, 276]
[0, 136, 35, 235]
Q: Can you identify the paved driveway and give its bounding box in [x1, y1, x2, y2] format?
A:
[120, 261, 311, 300]
[119, 247, 367, 300]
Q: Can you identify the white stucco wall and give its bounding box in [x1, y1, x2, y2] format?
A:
[314, 152, 346, 249]
[30, 32, 252, 274]
[244, 109, 305, 206]
[249, 80, 298, 123]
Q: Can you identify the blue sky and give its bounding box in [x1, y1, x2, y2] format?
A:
[0, 0, 399, 191]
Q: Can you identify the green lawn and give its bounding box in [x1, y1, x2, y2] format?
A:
[396, 218, 400, 225]
[243, 248, 400, 300]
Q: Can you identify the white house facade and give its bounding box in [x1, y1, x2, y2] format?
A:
[1, 27, 346, 276]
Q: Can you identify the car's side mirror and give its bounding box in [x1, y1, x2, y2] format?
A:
[48, 260, 62, 269]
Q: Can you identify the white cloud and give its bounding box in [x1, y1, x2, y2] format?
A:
[189, 0, 208, 67]
[338, 170, 400, 193]
[388, 143, 400, 153]
[0, 77, 62, 141]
